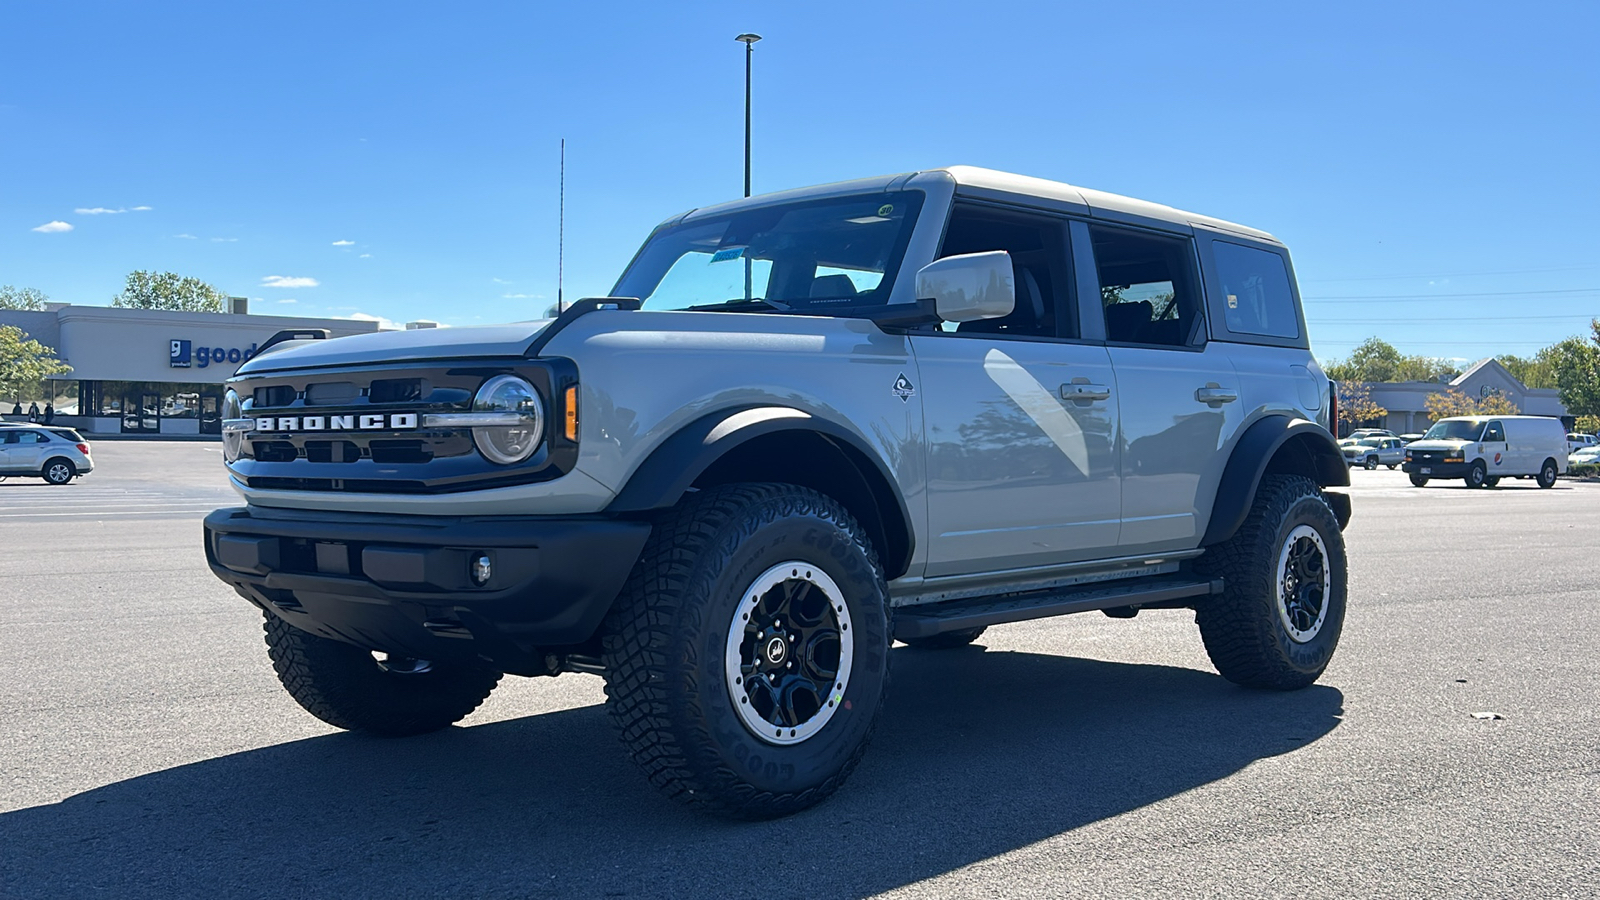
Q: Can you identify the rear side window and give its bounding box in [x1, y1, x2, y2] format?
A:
[1212, 240, 1299, 339]
[1090, 225, 1203, 347]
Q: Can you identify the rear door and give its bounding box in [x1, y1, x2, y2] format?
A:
[1088, 222, 1242, 552]
[913, 203, 1121, 576]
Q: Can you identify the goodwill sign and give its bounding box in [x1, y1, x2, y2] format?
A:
[170, 339, 258, 369]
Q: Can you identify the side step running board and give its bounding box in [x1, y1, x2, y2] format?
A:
[892, 575, 1223, 641]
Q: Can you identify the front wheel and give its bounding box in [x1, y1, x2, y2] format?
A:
[42, 458, 75, 485]
[1537, 458, 1558, 488]
[1364, 456, 1378, 470]
[1465, 461, 1487, 488]
[1194, 475, 1347, 690]
[1409, 474, 1429, 487]
[262, 614, 501, 735]
[1484, 476, 1500, 488]
[601, 483, 891, 819]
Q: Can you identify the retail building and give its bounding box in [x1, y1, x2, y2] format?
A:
[0, 301, 398, 435]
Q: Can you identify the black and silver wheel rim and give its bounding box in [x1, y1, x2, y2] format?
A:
[1543, 463, 1556, 484]
[1468, 466, 1484, 487]
[724, 561, 853, 746]
[46, 463, 71, 483]
[1276, 525, 1331, 644]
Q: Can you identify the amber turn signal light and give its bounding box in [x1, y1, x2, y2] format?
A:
[564, 385, 578, 441]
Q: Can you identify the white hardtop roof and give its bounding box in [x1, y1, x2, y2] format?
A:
[672, 166, 1278, 243]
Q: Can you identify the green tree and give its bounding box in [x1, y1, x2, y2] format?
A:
[0, 285, 50, 310]
[1498, 352, 1558, 390]
[1546, 321, 1600, 419]
[1575, 414, 1600, 435]
[0, 325, 72, 404]
[112, 270, 229, 313]
[1323, 337, 1459, 384]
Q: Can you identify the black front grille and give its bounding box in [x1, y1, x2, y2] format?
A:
[229, 358, 579, 493]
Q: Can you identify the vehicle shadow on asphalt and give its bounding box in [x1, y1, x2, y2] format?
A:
[0, 647, 1343, 899]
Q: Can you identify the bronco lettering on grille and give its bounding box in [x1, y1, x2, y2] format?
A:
[254, 413, 419, 433]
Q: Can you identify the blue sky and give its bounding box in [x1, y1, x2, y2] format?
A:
[3, 1, 1596, 363]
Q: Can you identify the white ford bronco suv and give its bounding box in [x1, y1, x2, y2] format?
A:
[205, 167, 1351, 818]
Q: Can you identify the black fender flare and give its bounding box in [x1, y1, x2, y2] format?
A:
[1202, 415, 1350, 546]
[606, 406, 915, 577]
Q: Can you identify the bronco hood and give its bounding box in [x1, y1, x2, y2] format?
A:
[235, 320, 554, 374]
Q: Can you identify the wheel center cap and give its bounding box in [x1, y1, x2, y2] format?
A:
[764, 635, 788, 666]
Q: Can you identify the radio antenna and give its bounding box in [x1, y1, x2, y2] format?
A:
[558, 138, 565, 313]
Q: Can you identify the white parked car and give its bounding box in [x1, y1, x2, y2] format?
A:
[0, 424, 93, 484]
[1569, 445, 1600, 468]
[1568, 432, 1597, 454]
[1403, 415, 1568, 488]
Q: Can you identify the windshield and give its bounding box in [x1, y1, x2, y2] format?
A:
[1356, 438, 1382, 447]
[1423, 419, 1484, 441]
[612, 192, 924, 313]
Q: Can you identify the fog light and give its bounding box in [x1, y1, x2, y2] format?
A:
[470, 553, 492, 586]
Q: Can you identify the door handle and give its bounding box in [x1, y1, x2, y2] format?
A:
[1195, 384, 1238, 407]
[1061, 381, 1111, 403]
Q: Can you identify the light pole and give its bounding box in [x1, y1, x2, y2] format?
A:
[736, 33, 761, 198]
[735, 33, 761, 301]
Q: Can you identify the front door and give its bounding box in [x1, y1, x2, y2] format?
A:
[913, 203, 1121, 577]
[1481, 419, 1508, 474]
[1086, 222, 1242, 552]
[200, 393, 221, 434]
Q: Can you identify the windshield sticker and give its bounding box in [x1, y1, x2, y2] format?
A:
[877, 203, 894, 217]
[709, 246, 746, 263]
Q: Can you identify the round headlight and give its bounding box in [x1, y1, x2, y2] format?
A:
[471, 375, 544, 465]
[222, 389, 243, 462]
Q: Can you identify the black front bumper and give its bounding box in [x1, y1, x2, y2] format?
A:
[204, 506, 650, 672]
[1402, 461, 1470, 478]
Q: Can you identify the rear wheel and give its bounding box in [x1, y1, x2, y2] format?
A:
[42, 458, 75, 485]
[1195, 475, 1347, 690]
[1537, 458, 1559, 488]
[601, 483, 891, 819]
[262, 613, 501, 736]
[900, 626, 987, 650]
[1409, 474, 1429, 487]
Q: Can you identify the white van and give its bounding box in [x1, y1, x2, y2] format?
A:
[1402, 416, 1568, 488]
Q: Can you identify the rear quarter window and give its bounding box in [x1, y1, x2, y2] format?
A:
[1212, 240, 1300, 339]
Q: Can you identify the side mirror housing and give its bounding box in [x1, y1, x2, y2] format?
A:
[915, 251, 1015, 322]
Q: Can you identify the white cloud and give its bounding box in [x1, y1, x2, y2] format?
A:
[174, 233, 197, 239]
[74, 206, 152, 215]
[332, 240, 354, 246]
[261, 275, 319, 289]
[492, 277, 512, 285]
[131, 205, 152, 211]
[276, 298, 298, 304]
[212, 237, 238, 243]
[32, 221, 73, 233]
[502, 292, 545, 299]
[359, 253, 372, 258]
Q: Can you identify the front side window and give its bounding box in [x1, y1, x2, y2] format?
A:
[1212, 240, 1300, 339]
[613, 192, 924, 314]
[1483, 421, 1505, 442]
[1090, 225, 1203, 347]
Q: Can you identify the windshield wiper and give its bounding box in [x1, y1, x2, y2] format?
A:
[684, 297, 791, 312]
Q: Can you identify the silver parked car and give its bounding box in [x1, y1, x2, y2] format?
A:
[1344, 436, 1406, 469]
[203, 166, 1351, 819]
[0, 424, 93, 484]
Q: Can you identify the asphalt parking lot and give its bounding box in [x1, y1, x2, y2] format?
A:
[2, 442, 1596, 898]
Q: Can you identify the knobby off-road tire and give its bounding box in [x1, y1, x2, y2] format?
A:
[900, 627, 987, 649]
[1195, 475, 1347, 690]
[263, 613, 501, 736]
[600, 483, 891, 820]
